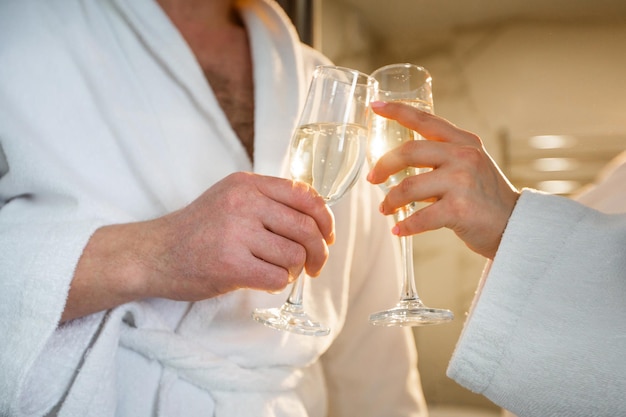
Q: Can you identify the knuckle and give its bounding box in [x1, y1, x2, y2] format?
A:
[445, 192, 473, 219]
[228, 171, 253, 183]
[292, 179, 314, 199]
[397, 175, 416, 197]
[309, 240, 329, 266]
[292, 244, 307, 267]
[401, 212, 422, 234]
[296, 212, 318, 236]
[221, 188, 249, 211]
[307, 190, 327, 212]
[449, 168, 474, 190]
[451, 146, 484, 176]
[460, 131, 483, 147]
[280, 242, 307, 273]
[266, 271, 291, 291]
[292, 180, 326, 211]
[255, 269, 290, 292]
[399, 140, 421, 160]
[455, 144, 482, 162]
[466, 132, 483, 146]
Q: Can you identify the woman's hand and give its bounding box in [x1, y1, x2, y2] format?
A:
[367, 101, 520, 259]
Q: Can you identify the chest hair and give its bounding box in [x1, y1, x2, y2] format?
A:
[173, 17, 255, 162]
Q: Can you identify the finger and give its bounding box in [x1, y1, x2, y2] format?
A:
[392, 200, 448, 237]
[393, 196, 504, 259]
[248, 230, 306, 284]
[240, 254, 293, 293]
[371, 101, 481, 146]
[378, 168, 441, 214]
[254, 175, 336, 245]
[378, 143, 490, 214]
[202, 227, 294, 294]
[368, 139, 451, 185]
[260, 202, 330, 277]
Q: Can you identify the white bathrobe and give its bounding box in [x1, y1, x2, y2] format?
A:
[447, 155, 626, 416]
[0, 1, 426, 416]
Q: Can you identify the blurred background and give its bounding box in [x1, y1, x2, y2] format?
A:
[279, 0, 626, 415]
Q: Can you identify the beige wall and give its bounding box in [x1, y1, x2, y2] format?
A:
[321, 1, 626, 410]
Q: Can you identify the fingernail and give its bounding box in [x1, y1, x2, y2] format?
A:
[366, 170, 373, 182]
[379, 202, 385, 213]
[391, 225, 400, 235]
[371, 101, 386, 110]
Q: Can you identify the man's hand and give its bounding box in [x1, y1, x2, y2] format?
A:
[62, 172, 334, 321]
[151, 172, 335, 298]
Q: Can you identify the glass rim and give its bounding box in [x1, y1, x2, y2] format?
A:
[370, 62, 433, 98]
[371, 62, 431, 78]
[313, 65, 379, 88]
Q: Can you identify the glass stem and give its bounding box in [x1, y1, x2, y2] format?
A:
[398, 208, 419, 302]
[286, 273, 305, 306]
[285, 202, 331, 310]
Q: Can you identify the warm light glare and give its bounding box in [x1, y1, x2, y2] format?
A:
[537, 180, 580, 194]
[529, 135, 577, 149]
[533, 157, 579, 172]
[291, 157, 307, 179]
[368, 133, 387, 162]
[290, 141, 311, 181]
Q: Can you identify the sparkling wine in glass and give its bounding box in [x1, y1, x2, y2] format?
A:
[368, 63, 454, 326]
[253, 65, 377, 336]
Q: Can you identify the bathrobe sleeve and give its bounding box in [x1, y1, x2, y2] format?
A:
[0, 4, 121, 414]
[447, 189, 626, 417]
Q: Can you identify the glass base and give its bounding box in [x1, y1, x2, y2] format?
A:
[252, 302, 330, 337]
[369, 299, 454, 327]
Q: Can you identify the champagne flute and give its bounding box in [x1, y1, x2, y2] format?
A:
[367, 63, 454, 326]
[253, 65, 377, 336]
